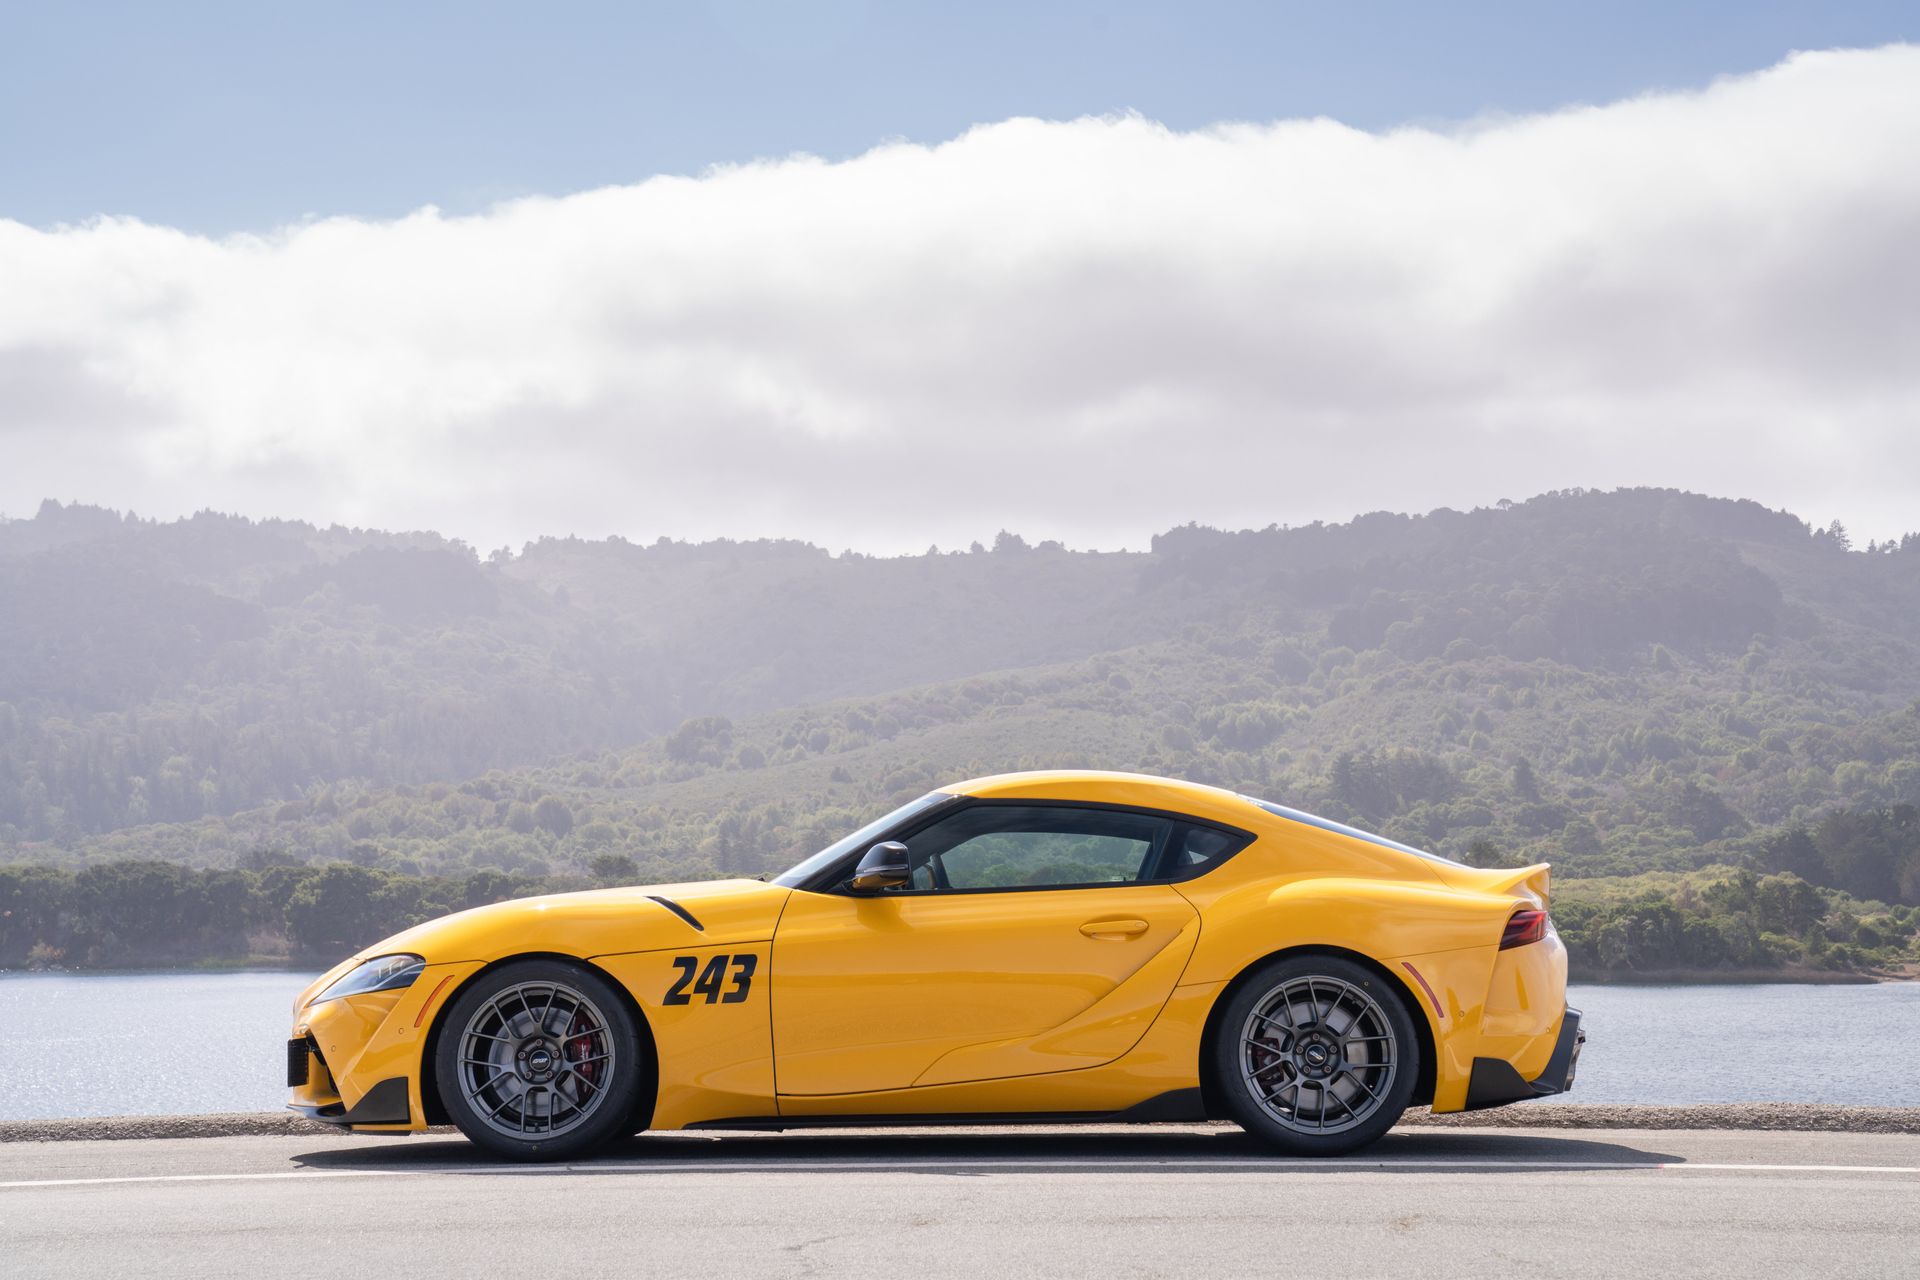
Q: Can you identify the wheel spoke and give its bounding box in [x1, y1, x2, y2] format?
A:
[480, 1084, 521, 1120]
[1334, 982, 1366, 1037]
[1249, 1009, 1295, 1044]
[1258, 1076, 1300, 1110]
[1338, 1065, 1384, 1105]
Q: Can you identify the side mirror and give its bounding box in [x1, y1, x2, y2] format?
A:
[850, 841, 911, 891]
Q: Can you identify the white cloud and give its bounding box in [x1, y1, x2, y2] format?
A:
[3, 45, 1918, 551]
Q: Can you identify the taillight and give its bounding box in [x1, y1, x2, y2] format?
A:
[1500, 908, 1550, 949]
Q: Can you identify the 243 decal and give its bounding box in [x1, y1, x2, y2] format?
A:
[663, 953, 757, 1005]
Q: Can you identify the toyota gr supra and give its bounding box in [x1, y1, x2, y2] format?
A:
[287, 770, 1582, 1159]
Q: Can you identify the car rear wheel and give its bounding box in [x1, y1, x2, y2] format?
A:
[1211, 954, 1418, 1156]
[434, 958, 648, 1161]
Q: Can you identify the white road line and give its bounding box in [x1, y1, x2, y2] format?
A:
[4, 1158, 1919, 1190]
[1661, 1162, 1920, 1174]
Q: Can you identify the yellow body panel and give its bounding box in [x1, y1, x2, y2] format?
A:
[770, 884, 1196, 1094]
[286, 769, 1573, 1133]
[594, 944, 775, 1130]
[775, 979, 1225, 1118]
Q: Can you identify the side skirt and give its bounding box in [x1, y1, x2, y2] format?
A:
[685, 1088, 1209, 1132]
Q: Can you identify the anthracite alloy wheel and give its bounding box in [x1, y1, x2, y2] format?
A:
[435, 958, 648, 1160]
[1212, 954, 1419, 1155]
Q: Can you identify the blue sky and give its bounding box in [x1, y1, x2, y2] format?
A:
[3, 0, 1914, 233]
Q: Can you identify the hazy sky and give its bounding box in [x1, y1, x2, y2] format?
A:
[5, 2, 1914, 233]
[3, 8, 1917, 551]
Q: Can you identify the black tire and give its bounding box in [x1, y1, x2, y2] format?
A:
[1210, 954, 1419, 1156]
[434, 958, 650, 1161]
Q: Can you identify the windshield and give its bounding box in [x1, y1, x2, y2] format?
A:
[771, 791, 952, 888]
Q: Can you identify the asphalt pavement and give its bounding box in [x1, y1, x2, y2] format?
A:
[2, 1123, 1917, 1278]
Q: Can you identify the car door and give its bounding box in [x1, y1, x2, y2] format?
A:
[770, 802, 1204, 1096]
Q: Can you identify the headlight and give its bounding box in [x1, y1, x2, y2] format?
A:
[311, 954, 426, 1004]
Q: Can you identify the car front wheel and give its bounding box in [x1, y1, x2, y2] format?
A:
[1211, 954, 1419, 1155]
[434, 958, 648, 1161]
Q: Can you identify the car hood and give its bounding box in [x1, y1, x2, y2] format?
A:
[295, 877, 792, 1010]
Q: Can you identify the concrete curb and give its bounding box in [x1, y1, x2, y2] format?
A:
[4, 1103, 1919, 1143]
[0, 1113, 367, 1143]
[1397, 1103, 1920, 1133]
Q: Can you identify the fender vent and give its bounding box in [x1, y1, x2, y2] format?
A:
[647, 895, 704, 931]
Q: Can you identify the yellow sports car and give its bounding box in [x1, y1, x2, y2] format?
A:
[287, 770, 1582, 1158]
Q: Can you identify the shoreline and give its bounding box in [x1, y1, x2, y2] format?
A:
[1570, 967, 1899, 985]
[4, 1103, 1919, 1144]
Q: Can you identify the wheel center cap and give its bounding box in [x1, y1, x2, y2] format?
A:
[516, 1038, 560, 1082]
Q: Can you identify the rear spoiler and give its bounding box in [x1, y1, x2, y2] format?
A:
[1424, 860, 1551, 908]
[1482, 863, 1550, 908]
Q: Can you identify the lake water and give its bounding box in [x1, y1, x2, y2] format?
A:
[1, 972, 1917, 1122]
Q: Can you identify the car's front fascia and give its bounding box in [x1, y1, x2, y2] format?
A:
[286, 878, 790, 1131]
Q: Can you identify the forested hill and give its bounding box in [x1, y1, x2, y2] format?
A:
[6, 488, 1920, 973]
[3, 488, 1919, 851]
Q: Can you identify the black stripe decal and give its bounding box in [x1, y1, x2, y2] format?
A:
[647, 895, 704, 931]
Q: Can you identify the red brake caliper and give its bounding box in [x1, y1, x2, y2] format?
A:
[567, 1012, 599, 1091]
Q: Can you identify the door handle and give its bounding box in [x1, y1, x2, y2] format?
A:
[1080, 918, 1150, 940]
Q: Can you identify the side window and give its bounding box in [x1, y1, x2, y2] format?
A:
[1162, 824, 1248, 876]
[892, 805, 1169, 892]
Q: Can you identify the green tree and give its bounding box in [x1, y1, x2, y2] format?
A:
[589, 853, 638, 885]
[1511, 758, 1540, 803]
[284, 864, 395, 956]
[533, 796, 574, 838]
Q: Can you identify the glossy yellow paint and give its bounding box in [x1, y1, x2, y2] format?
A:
[291, 959, 483, 1124]
[771, 885, 1196, 1094]
[286, 769, 1572, 1132]
[593, 943, 774, 1131]
[775, 979, 1224, 1118]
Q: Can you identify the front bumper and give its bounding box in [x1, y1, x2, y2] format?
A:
[287, 1033, 412, 1124]
[289, 1075, 413, 1125]
[284, 959, 479, 1131]
[1462, 1006, 1584, 1111]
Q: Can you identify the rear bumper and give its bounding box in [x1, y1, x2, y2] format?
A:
[1462, 1007, 1584, 1111]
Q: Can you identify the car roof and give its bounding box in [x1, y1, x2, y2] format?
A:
[941, 769, 1266, 827]
[942, 769, 1463, 873]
